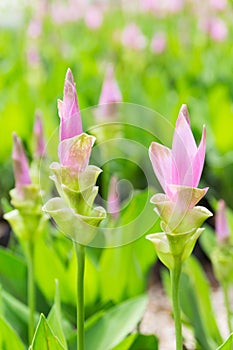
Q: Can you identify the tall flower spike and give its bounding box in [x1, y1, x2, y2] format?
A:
[34, 112, 45, 158]
[58, 68, 82, 142]
[12, 133, 31, 191]
[107, 176, 120, 219]
[216, 200, 230, 242]
[99, 65, 122, 105]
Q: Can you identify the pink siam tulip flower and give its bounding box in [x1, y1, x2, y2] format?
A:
[107, 176, 120, 219]
[58, 68, 82, 142]
[149, 104, 210, 233]
[57, 68, 95, 172]
[121, 23, 147, 51]
[149, 104, 206, 201]
[99, 65, 122, 105]
[34, 112, 45, 158]
[27, 19, 42, 39]
[12, 133, 31, 191]
[84, 6, 103, 30]
[202, 17, 228, 42]
[216, 200, 230, 242]
[151, 32, 166, 54]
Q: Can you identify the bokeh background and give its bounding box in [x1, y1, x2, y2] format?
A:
[1, 0, 233, 208]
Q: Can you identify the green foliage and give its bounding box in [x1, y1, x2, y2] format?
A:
[217, 334, 233, 350]
[85, 295, 148, 350]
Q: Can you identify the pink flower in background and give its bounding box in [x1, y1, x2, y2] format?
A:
[209, 0, 227, 11]
[26, 46, 40, 66]
[27, 19, 42, 39]
[34, 112, 45, 158]
[58, 68, 82, 142]
[202, 17, 228, 42]
[121, 23, 147, 50]
[151, 32, 166, 54]
[149, 104, 206, 202]
[85, 6, 103, 30]
[12, 133, 31, 191]
[107, 176, 120, 219]
[99, 65, 122, 105]
[216, 200, 230, 242]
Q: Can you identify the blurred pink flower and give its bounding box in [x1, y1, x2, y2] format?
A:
[107, 176, 120, 219]
[84, 6, 103, 30]
[27, 19, 42, 39]
[216, 200, 230, 242]
[34, 112, 45, 158]
[99, 65, 122, 105]
[151, 32, 166, 54]
[121, 23, 147, 50]
[209, 0, 227, 11]
[58, 68, 82, 142]
[12, 133, 31, 190]
[149, 104, 206, 204]
[202, 17, 228, 42]
[26, 46, 40, 66]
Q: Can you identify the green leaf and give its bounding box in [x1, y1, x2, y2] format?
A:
[47, 280, 68, 350]
[111, 334, 137, 350]
[0, 315, 25, 350]
[217, 334, 233, 350]
[129, 333, 158, 350]
[30, 314, 65, 350]
[181, 256, 223, 349]
[199, 226, 217, 259]
[0, 247, 27, 303]
[85, 295, 148, 350]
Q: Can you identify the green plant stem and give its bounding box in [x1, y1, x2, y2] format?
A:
[170, 258, 182, 350]
[74, 242, 86, 350]
[223, 282, 232, 334]
[25, 241, 35, 345]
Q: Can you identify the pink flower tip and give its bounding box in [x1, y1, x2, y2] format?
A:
[12, 133, 31, 190]
[216, 199, 230, 242]
[58, 68, 82, 142]
[34, 112, 45, 157]
[99, 64, 122, 105]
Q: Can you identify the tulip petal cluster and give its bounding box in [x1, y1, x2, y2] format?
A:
[43, 69, 106, 245]
[147, 105, 212, 269]
[4, 134, 46, 242]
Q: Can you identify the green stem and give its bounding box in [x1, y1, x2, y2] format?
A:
[223, 283, 232, 334]
[170, 258, 183, 350]
[25, 241, 35, 345]
[74, 242, 86, 350]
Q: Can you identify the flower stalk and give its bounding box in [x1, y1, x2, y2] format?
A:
[75, 242, 86, 350]
[171, 257, 182, 350]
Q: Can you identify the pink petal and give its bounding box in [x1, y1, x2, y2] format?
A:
[59, 133, 95, 172]
[149, 142, 177, 196]
[12, 133, 31, 189]
[99, 64, 122, 105]
[59, 68, 82, 141]
[172, 105, 197, 186]
[33, 112, 45, 157]
[216, 200, 230, 242]
[107, 175, 120, 219]
[191, 125, 206, 187]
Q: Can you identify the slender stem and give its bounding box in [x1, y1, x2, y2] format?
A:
[74, 242, 86, 350]
[223, 282, 232, 334]
[170, 258, 183, 350]
[25, 241, 35, 345]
